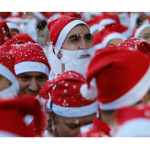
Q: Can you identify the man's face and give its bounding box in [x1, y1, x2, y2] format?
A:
[17, 72, 48, 96]
[61, 24, 93, 51]
[51, 113, 96, 137]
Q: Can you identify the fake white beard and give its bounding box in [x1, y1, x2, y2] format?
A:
[0, 82, 19, 99]
[43, 44, 62, 77]
[60, 47, 95, 77]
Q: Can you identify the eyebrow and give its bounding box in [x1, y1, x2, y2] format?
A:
[68, 33, 92, 40]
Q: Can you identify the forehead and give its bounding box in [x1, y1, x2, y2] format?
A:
[66, 24, 90, 37]
[140, 27, 150, 34]
[18, 72, 47, 76]
[59, 113, 96, 124]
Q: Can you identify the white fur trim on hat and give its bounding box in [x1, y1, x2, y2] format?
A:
[99, 66, 150, 110]
[32, 12, 46, 20]
[0, 64, 17, 85]
[90, 24, 99, 35]
[102, 32, 126, 48]
[0, 131, 20, 137]
[51, 100, 98, 117]
[134, 24, 150, 38]
[55, 20, 89, 55]
[6, 17, 23, 23]
[98, 19, 116, 30]
[15, 61, 50, 77]
[113, 118, 150, 137]
[6, 22, 21, 33]
[94, 43, 103, 50]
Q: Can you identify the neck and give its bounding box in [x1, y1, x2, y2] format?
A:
[101, 110, 117, 128]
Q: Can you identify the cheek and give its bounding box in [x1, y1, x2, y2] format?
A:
[18, 80, 29, 91]
[0, 80, 10, 91]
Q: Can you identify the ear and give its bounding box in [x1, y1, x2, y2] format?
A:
[48, 112, 57, 125]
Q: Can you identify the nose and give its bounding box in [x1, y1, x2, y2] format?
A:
[28, 78, 39, 93]
[79, 39, 88, 50]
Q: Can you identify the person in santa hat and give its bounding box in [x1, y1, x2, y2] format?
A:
[0, 95, 46, 137]
[39, 70, 98, 137]
[80, 46, 150, 133]
[93, 23, 127, 50]
[112, 103, 150, 137]
[118, 37, 150, 57]
[47, 15, 95, 78]
[132, 24, 150, 42]
[5, 20, 22, 36]
[9, 42, 51, 97]
[19, 12, 40, 42]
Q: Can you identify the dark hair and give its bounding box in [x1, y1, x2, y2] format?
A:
[37, 20, 47, 31]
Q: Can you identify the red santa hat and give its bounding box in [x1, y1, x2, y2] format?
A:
[0, 12, 11, 19]
[118, 37, 150, 57]
[39, 70, 98, 117]
[93, 30, 126, 50]
[13, 33, 38, 44]
[113, 104, 150, 137]
[0, 96, 45, 137]
[5, 12, 23, 23]
[32, 12, 46, 20]
[9, 42, 51, 77]
[132, 24, 150, 38]
[47, 15, 89, 55]
[103, 22, 132, 38]
[0, 20, 12, 45]
[80, 46, 150, 110]
[0, 50, 19, 91]
[95, 12, 120, 30]
[86, 17, 100, 35]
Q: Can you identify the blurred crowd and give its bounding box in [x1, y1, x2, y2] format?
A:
[0, 11, 150, 137]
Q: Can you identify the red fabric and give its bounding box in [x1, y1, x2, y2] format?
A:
[63, 12, 82, 19]
[77, 118, 111, 137]
[39, 70, 96, 107]
[0, 20, 12, 46]
[0, 12, 11, 19]
[115, 104, 150, 125]
[118, 37, 150, 57]
[0, 96, 45, 137]
[47, 15, 81, 54]
[9, 42, 50, 71]
[85, 46, 150, 104]
[13, 33, 38, 44]
[0, 50, 16, 76]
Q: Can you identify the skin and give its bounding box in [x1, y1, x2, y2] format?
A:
[107, 39, 123, 46]
[17, 72, 48, 96]
[38, 28, 46, 45]
[139, 27, 150, 43]
[49, 112, 96, 137]
[57, 24, 93, 58]
[0, 75, 11, 92]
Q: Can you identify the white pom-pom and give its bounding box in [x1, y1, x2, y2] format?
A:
[80, 81, 98, 100]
